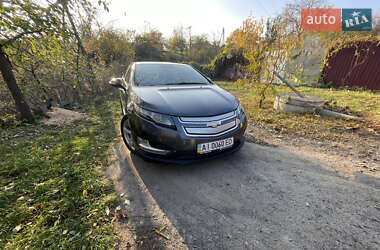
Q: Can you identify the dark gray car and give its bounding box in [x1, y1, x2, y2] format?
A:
[109, 62, 247, 163]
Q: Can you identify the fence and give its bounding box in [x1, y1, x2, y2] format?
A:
[322, 41, 380, 90]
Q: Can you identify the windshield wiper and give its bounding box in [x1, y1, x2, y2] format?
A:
[164, 82, 207, 85]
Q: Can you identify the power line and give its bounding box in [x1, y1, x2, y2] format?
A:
[256, 0, 270, 17]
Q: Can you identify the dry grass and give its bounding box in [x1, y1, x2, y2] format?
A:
[217, 81, 380, 141]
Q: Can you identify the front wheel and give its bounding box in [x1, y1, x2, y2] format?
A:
[121, 115, 136, 153]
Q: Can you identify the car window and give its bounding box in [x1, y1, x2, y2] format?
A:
[134, 64, 210, 86]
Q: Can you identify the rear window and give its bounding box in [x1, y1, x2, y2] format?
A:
[134, 63, 210, 86]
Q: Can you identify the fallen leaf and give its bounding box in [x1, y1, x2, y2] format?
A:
[82, 190, 88, 197]
[154, 229, 169, 240]
[17, 196, 25, 201]
[4, 182, 14, 190]
[114, 206, 128, 220]
[51, 189, 59, 195]
[13, 225, 22, 233]
[124, 199, 130, 206]
[105, 206, 110, 216]
[35, 182, 45, 187]
[63, 229, 68, 235]
[54, 219, 60, 227]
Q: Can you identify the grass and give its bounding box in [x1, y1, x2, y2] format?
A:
[216, 81, 380, 140]
[0, 100, 121, 249]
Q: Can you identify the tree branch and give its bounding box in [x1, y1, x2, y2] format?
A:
[0, 29, 43, 46]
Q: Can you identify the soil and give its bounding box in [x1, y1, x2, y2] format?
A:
[245, 124, 379, 179]
[41, 107, 87, 126]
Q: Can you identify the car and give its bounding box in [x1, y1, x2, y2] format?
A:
[109, 62, 247, 164]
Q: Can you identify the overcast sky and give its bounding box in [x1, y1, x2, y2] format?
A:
[99, 0, 380, 39]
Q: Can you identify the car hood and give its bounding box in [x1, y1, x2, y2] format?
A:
[133, 84, 238, 116]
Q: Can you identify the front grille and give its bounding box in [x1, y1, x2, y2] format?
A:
[179, 110, 238, 137]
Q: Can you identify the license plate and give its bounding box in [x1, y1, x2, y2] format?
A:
[197, 137, 234, 154]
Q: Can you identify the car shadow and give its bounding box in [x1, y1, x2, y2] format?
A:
[112, 141, 380, 250]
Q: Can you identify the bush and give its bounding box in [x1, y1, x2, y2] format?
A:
[209, 45, 248, 79]
[186, 61, 215, 79]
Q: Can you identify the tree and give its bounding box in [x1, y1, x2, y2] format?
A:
[168, 26, 187, 58]
[230, 16, 300, 107]
[0, 0, 61, 122]
[134, 29, 165, 61]
[208, 45, 248, 79]
[281, 0, 327, 37]
[86, 28, 134, 68]
[0, 45, 34, 121]
[191, 35, 216, 64]
[0, 0, 107, 122]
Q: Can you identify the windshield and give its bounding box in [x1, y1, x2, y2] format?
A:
[134, 63, 210, 86]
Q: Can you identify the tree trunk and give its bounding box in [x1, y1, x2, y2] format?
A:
[0, 46, 34, 122]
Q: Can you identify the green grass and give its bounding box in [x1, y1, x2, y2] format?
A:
[216, 81, 380, 140]
[0, 100, 121, 249]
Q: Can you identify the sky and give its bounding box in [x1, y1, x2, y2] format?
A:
[99, 0, 380, 39]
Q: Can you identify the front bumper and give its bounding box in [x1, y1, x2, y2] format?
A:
[129, 112, 247, 164]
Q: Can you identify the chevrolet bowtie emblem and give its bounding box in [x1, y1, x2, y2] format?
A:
[207, 121, 222, 128]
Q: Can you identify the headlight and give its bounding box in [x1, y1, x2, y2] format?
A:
[135, 105, 176, 129]
[237, 103, 245, 118]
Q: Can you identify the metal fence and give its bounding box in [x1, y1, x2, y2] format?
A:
[322, 41, 380, 90]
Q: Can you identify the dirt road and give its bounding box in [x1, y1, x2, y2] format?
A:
[107, 139, 380, 249]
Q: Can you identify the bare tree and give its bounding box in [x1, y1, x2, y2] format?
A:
[281, 0, 328, 37]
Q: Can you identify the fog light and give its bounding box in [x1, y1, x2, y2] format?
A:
[137, 137, 170, 155]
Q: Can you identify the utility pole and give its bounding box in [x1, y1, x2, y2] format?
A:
[188, 26, 192, 60]
[218, 27, 225, 47]
[222, 27, 225, 45]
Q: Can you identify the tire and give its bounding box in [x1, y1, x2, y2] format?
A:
[121, 115, 136, 153]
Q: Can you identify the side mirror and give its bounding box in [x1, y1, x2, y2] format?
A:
[109, 78, 124, 88]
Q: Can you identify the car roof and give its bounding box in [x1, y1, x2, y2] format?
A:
[134, 62, 187, 66]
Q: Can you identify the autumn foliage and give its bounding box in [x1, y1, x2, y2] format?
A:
[227, 16, 302, 107]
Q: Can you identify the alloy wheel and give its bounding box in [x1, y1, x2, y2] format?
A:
[121, 116, 135, 151]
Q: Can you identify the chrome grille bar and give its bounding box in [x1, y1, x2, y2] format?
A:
[179, 110, 239, 137]
[179, 111, 235, 123]
[184, 120, 236, 135]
